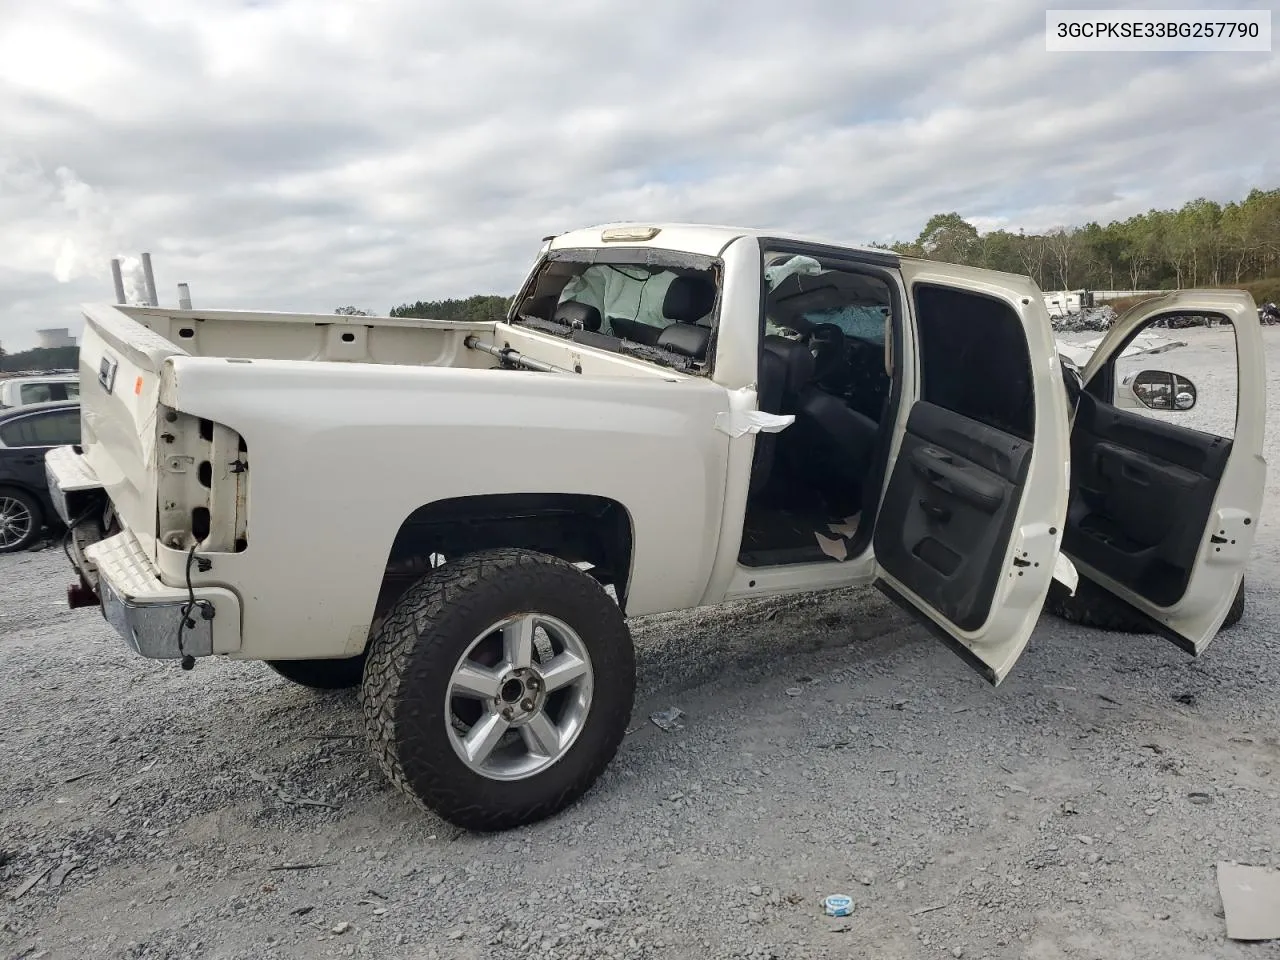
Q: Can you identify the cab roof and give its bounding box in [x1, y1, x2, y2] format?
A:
[546, 222, 1042, 290]
[547, 222, 901, 262]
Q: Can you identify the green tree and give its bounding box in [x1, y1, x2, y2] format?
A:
[1078, 221, 1123, 290]
[1045, 227, 1079, 290]
[978, 230, 1023, 274]
[0, 346, 79, 372]
[915, 212, 980, 263]
[886, 239, 925, 258]
[389, 295, 512, 323]
[900, 184, 1278, 293]
[1016, 229, 1049, 289]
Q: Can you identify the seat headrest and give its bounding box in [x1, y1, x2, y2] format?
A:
[762, 335, 815, 397]
[663, 275, 716, 324]
[657, 322, 711, 361]
[555, 300, 602, 332]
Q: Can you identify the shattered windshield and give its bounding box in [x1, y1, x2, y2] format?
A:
[510, 248, 721, 373]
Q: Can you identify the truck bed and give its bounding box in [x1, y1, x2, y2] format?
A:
[111, 305, 499, 368]
[64, 302, 722, 652]
[105, 304, 688, 379]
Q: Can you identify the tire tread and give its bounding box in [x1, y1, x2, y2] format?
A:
[1046, 576, 1246, 632]
[360, 549, 634, 831]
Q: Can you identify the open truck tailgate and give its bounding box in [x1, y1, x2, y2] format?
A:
[75, 303, 188, 559]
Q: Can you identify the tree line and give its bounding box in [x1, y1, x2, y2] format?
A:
[387, 295, 512, 324]
[0, 345, 78, 373]
[882, 186, 1280, 298]
[374, 186, 1277, 322]
[332, 296, 514, 324]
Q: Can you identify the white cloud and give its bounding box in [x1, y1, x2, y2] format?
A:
[0, 0, 1277, 348]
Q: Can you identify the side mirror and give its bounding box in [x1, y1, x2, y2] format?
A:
[1122, 369, 1197, 411]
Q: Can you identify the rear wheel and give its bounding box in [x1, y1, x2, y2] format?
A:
[0, 487, 43, 554]
[268, 653, 367, 690]
[361, 548, 635, 831]
[1046, 577, 1245, 632]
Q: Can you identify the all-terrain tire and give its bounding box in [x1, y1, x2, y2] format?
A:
[1223, 580, 1245, 629]
[0, 486, 44, 554]
[1046, 577, 1245, 632]
[267, 653, 367, 690]
[360, 549, 635, 831]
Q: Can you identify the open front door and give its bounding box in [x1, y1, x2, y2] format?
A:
[873, 263, 1071, 684]
[1067, 290, 1265, 654]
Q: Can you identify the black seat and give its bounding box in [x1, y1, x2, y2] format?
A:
[662, 275, 716, 324]
[610, 274, 716, 348]
[657, 322, 710, 360]
[759, 335, 877, 513]
[748, 336, 815, 499]
[609, 315, 662, 345]
[762, 336, 815, 413]
[791, 391, 879, 511]
[653, 275, 718, 361]
[555, 300, 602, 331]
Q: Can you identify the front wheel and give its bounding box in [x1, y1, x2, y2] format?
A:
[361, 548, 635, 831]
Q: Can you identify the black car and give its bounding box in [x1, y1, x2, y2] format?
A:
[0, 400, 81, 553]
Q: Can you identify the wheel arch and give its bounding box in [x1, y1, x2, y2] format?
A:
[372, 493, 636, 626]
[0, 479, 49, 504]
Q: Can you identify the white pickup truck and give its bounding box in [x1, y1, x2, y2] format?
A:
[45, 222, 1266, 830]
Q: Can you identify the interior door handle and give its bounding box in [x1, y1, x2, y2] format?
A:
[910, 447, 1005, 513]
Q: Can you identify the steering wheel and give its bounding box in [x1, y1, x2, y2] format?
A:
[807, 322, 849, 387]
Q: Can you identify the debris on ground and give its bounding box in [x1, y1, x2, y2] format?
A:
[10, 866, 53, 901]
[1217, 862, 1280, 941]
[823, 894, 853, 917]
[1052, 306, 1117, 332]
[649, 706, 685, 732]
[49, 863, 81, 887]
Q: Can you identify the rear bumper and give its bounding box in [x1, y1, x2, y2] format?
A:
[46, 445, 242, 659]
[87, 532, 243, 659]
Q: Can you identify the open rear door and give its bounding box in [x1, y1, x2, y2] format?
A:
[1067, 290, 1265, 654]
[873, 262, 1072, 684]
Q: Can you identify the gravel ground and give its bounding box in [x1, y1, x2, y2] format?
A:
[3, 326, 1279, 960]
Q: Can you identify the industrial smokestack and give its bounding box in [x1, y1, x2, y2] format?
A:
[177, 283, 192, 310]
[110, 259, 127, 304]
[141, 252, 159, 306]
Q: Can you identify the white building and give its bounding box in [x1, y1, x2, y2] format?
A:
[35, 327, 77, 349]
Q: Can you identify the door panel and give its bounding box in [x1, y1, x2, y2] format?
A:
[874, 264, 1071, 685]
[1068, 290, 1265, 653]
[875, 402, 1030, 631]
[1067, 393, 1230, 606]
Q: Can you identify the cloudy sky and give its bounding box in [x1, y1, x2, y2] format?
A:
[0, 0, 1276, 350]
